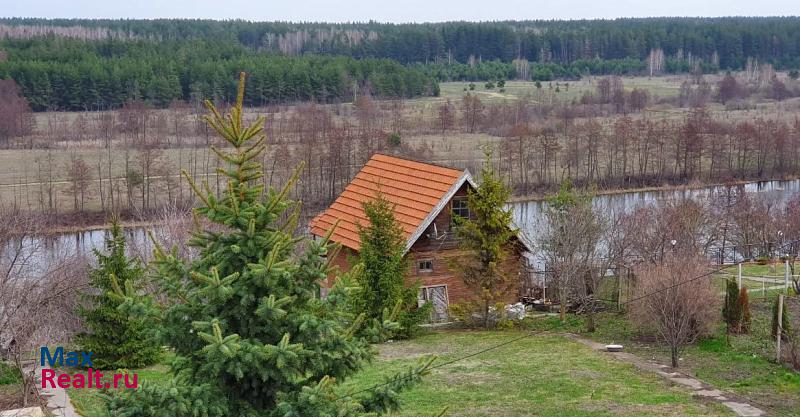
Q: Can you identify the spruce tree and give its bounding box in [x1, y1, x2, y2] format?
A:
[76, 220, 161, 369]
[108, 73, 429, 417]
[356, 191, 429, 340]
[454, 147, 517, 328]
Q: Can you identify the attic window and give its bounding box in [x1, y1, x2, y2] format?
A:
[451, 198, 470, 220]
[418, 259, 433, 273]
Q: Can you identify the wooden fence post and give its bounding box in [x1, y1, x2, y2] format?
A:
[776, 294, 784, 363]
[786, 260, 790, 292]
[738, 263, 743, 289]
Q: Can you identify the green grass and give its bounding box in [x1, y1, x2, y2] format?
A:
[713, 261, 798, 294]
[67, 359, 172, 417]
[338, 331, 731, 416]
[535, 299, 800, 417]
[0, 361, 21, 385]
[65, 331, 733, 417]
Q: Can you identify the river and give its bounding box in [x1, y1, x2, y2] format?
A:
[6, 179, 800, 275]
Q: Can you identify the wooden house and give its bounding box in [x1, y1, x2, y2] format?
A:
[309, 154, 533, 321]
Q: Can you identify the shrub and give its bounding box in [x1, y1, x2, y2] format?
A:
[448, 301, 521, 329]
[630, 255, 718, 367]
[388, 132, 401, 146]
[0, 361, 21, 385]
[484, 81, 495, 90]
[738, 287, 751, 333]
[722, 279, 741, 333]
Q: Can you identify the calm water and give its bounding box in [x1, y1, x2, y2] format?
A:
[7, 179, 800, 275]
[512, 179, 800, 242]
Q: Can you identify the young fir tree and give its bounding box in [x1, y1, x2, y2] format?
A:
[356, 191, 429, 340]
[108, 73, 430, 417]
[454, 147, 517, 328]
[723, 279, 741, 333]
[76, 220, 161, 369]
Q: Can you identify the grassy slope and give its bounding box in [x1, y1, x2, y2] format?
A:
[69, 331, 732, 417]
[529, 304, 800, 417]
[65, 331, 731, 417]
[339, 331, 732, 417]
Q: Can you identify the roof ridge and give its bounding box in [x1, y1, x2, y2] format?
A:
[310, 153, 469, 251]
[372, 153, 464, 174]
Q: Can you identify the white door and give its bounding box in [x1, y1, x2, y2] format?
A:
[419, 286, 449, 322]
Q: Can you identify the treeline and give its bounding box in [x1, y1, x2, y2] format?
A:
[4, 17, 800, 69]
[0, 38, 438, 111]
[417, 57, 720, 82]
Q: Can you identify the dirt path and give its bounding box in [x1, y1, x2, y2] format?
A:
[23, 364, 79, 417]
[565, 334, 765, 417]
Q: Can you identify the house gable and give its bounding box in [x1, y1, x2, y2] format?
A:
[309, 154, 466, 251]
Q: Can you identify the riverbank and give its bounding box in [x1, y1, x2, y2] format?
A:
[509, 176, 800, 203]
[6, 176, 799, 235]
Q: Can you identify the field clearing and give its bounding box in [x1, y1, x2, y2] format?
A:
[3, 73, 800, 218]
[0, 132, 503, 214]
[433, 76, 686, 103]
[65, 331, 733, 417]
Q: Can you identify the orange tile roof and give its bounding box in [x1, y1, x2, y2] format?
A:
[310, 154, 466, 251]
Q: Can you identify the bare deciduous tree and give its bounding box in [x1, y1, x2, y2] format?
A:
[0, 209, 88, 407]
[629, 253, 718, 367]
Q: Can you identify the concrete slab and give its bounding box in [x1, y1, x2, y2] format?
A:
[670, 376, 704, 390]
[722, 402, 765, 417]
[0, 407, 44, 417]
[695, 389, 727, 400]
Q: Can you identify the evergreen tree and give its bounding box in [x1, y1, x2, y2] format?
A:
[723, 279, 741, 334]
[76, 220, 161, 369]
[108, 73, 430, 417]
[453, 147, 517, 328]
[355, 192, 429, 340]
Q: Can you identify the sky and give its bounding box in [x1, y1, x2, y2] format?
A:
[1, 0, 798, 22]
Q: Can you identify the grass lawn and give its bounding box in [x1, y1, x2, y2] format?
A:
[65, 331, 733, 417]
[713, 261, 798, 294]
[67, 360, 172, 417]
[528, 302, 800, 417]
[339, 331, 733, 416]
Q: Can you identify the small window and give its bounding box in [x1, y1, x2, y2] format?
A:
[418, 259, 433, 273]
[451, 198, 470, 221]
[452, 198, 469, 218]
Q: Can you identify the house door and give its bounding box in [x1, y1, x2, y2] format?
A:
[419, 285, 449, 322]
